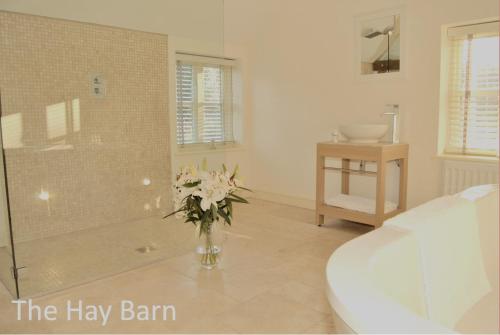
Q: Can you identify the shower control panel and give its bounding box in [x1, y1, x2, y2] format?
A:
[91, 74, 106, 97]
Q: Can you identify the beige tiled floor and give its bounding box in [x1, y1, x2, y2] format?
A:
[0, 199, 371, 333]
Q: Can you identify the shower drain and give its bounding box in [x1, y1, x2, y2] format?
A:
[136, 244, 158, 254]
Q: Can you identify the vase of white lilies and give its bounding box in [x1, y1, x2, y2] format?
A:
[165, 161, 249, 269]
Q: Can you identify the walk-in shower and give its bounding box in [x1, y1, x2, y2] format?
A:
[0, 11, 199, 298]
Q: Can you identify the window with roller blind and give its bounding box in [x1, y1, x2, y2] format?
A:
[443, 21, 499, 157]
[176, 53, 235, 147]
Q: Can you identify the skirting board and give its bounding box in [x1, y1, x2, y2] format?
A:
[249, 190, 315, 210]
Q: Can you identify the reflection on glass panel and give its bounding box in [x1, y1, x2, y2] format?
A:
[1, 113, 23, 149]
[45, 99, 81, 149]
[46, 102, 67, 140]
[72, 98, 81, 133]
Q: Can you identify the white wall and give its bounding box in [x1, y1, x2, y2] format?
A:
[0, 0, 224, 47]
[1, 0, 496, 211]
[224, 0, 499, 208]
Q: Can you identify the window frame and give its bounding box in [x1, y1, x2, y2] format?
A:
[438, 18, 500, 160]
[174, 53, 239, 151]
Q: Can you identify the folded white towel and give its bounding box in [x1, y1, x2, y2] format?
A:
[325, 194, 398, 214]
[385, 187, 493, 329]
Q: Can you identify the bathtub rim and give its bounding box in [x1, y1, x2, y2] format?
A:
[325, 226, 454, 334]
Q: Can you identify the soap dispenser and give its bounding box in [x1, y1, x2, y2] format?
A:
[331, 129, 340, 143]
[382, 104, 400, 143]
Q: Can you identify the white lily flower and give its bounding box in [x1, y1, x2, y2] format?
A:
[193, 171, 228, 211]
[167, 162, 249, 226]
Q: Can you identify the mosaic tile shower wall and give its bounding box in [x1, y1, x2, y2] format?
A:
[0, 11, 171, 242]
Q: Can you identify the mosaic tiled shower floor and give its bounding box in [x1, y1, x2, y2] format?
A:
[0, 216, 196, 297]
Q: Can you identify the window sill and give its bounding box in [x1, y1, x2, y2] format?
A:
[174, 144, 246, 156]
[435, 153, 499, 164]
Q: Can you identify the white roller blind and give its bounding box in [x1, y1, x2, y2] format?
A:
[445, 22, 499, 156]
[176, 56, 234, 146]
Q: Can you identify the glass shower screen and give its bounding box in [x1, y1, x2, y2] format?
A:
[0, 11, 197, 297]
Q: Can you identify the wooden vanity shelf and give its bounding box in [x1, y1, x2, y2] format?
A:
[316, 142, 409, 228]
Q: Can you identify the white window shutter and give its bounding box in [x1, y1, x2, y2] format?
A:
[176, 55, 235, 147]
[176, 62, 195, 145]
[445, 23, 499, 156]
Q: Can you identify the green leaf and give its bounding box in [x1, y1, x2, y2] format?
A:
[226, 198, 246, 204]
[231, 164, 239, 179]
[237, 186, 253, 192]
[211, 204, 218, 222]
[193, 200, 203, 217]
[228, 193, 249, 203]
[218, 207, 231, 225]
[163, 206, 186, 219]
[184, 217, 198, 225]
[183, 181, 201, 188]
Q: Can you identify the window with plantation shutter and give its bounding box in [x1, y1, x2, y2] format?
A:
[444, 22, 499, 157]
[176, 53, 235, 147]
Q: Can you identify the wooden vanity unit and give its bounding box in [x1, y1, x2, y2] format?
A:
[316, 142, 409, 228]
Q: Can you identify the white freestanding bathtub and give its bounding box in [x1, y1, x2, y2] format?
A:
[326, 185, 499, 334]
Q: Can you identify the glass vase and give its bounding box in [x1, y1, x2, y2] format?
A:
[196, 222, 222, 269]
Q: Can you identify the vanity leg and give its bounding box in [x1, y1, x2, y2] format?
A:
[375, 160, 386, 228]
[317, 214, 325, 227]
[341, 159, 350, 194]
[316, 153, 325, 226]
[398, 158, 408, 211]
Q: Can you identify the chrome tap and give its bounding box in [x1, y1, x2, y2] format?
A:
[381, 104, 399, 143]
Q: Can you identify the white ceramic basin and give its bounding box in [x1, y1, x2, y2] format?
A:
[339, 124, 388, 143]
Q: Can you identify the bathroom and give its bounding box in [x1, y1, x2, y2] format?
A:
[0, 0, 498, 333]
